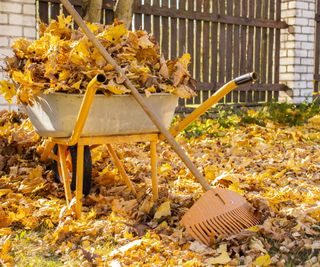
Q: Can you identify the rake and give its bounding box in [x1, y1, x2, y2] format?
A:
[60, 0, 260, 246]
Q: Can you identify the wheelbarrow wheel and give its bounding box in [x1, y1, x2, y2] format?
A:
[52, 144, 92, 195]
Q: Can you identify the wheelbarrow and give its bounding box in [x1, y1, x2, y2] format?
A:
[27, 0, 261, 246]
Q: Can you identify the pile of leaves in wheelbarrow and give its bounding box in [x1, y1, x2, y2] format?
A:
[0, 14, 196, 105]
[0, 107, 319, 266]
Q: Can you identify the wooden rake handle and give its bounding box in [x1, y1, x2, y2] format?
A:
[60, 0, 211, 191]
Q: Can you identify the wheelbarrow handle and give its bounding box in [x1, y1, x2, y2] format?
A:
[163, 72, 258, 139]
[234, 72, 258, 85]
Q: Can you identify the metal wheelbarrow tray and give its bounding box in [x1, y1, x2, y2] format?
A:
[24, 92, 178, 138]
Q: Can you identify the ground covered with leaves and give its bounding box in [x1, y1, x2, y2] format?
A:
[0, 104, 319, 266]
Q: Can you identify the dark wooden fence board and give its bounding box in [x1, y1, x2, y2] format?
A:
[37, 0, 288, 110]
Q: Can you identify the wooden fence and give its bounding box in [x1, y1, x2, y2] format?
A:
[315, 0, 320, 98]
[38, 0, 288, 110]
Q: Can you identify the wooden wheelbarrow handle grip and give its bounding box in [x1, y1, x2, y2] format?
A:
[60, 0, 212, 191]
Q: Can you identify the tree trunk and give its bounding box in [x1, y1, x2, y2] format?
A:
[82, 0, 102, 23]
[114, 0, 134, 28]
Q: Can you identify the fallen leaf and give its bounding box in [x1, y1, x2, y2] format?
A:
[205, 244, 231, 265]
[154, 200, 171, 219]
[253, 254, 271, 266]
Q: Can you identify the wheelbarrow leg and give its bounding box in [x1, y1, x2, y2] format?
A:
[58, 144, 72, 205]
[75, 144, 84, 218]
[40, 140, 55, 161]
[106, 144, 137, 196]
[150, 141, 158, 201]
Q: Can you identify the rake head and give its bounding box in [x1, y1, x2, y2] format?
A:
[181, 188, 260, 246]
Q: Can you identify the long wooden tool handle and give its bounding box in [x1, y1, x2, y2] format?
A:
[60, 0, 211, 191]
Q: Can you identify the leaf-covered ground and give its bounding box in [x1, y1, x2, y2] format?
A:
[0, 106, 319, 267]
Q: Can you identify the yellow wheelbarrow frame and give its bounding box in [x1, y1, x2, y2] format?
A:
[39, 72, 257, 218]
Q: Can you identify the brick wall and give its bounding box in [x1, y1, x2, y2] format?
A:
[0, 0, 36, 110]
[280, 0, 316, 103]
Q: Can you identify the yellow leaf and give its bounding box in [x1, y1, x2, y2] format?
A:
[247, 225, 260, 232]
[253, 254, 271, 266]
[205, 244, 231, 265]
[154, 200, 171, 219]
[11, 38, 31, 58]
[58, 69, 71, 81]
[99, 23, 128, 44]
[0, 228, 12, 236]
[0, 189, 12, 197]
[138, 34, 154, 49]
[0, 80, 16, 104]
[228, 182, 245, 194]
[71, 79, 82, 90]
[103, 80, 130, 95]
[249, 237, 267, 253]
[1, 237, 11, 254]
[179, 53, 191, 69]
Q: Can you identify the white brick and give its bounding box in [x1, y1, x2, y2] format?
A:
[308, 50, 314, 58]
[295, 18, 309, 26]
[307, 66, 313, 73]
[287, 34, 295, 41]
[0, 13, 8, 24]
[308, 20, 315, 27]
[308, 35, 314, 42]
[307, 81, 313, 88]
[284, 41, 295, 49]
[300, 89, 313, 97]
[9, 14, 35, 26]
[0, 25, 22, 36]
[23, 4, 35, 15]
[282, 10, 296, 18]
[294, 81, 307, 88]
[281, 2, 288, 10]
[0, 48, 13, 57]
[280, 73, 300, 81]
[295, 49, 307, 57]
[23, 27, 36, 38]
[280, 50, 287, 57]
[301, 58, 314, 65]
[294, 34, 309, 41]
[291, 26, 301, 33]
[301, 42, 313, 50]
[283, 81, 295, 89]
[286, 18, 296, 26]
[301, 26, 314, 34]
[295, 65, 307, 73]
[0, 2, 22, 14]
[287, 50, 295, 57]
[300, 73, 313, 80]
[302, 10, 314, 19]
[0, 36, 9, 46]
[286, 65, 294, 72]
[280, 66, 287, 73]
[281, 57, 300, 65]
[293, 96, 310, 103]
